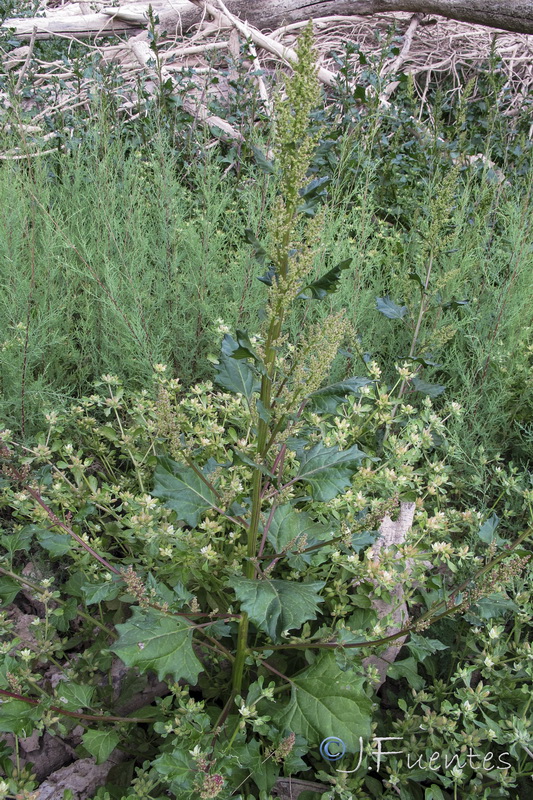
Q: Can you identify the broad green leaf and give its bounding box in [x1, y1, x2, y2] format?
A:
[0, 700, 41, 737]
[98, 425, 119, 442]
[376, 295, 407, 319]
[442, 298, 469, 311]
[403, 354, 441, 368]
[230, 329, 259, 361]
[81, 580, 121, 605]
[82, 729, 120, 764]
[0, 574, 20, 604]
[297, 176, 331, 216]
[351, 530, 379, 552]
[276, 653, 372, 750]
[251, 146, 276, 175]
[425, 785, 446, 800]
[0, 656, 19, 690]
[408, 271, 424, 290]
[472, 593, 519, 619]
[406, 634, 448, 663]
[244, 228, 267, 263]
[264, 504, 334, 567]
[111, 608, 202, 683]
[244, 228, 276, 285]
[215, 334, 259, 398]
[232, 578, 325, 641]
[308, 377, 373, 413]
[387, 656, 424, 690]
[300, 175, 331, 199]
[1, 524, 36, 555]
[296, 443, 369, 501]
[56, 681, 95, 711]
[298, 258, 351, 300]
[257, 264, 277, 286]
[153, 750, 194, 791]
[410, 377, 446, 397]
[477, 514, 505, 546]
[36, 530, 72, 556]
[231, 448, 276, 479]
[153, 456, 218, 527]
[240, 739, 278, 792]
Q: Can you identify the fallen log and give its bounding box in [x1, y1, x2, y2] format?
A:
[4, 0, 533, 41]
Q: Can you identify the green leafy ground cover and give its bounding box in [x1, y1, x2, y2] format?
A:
[0, 20, 532, 800]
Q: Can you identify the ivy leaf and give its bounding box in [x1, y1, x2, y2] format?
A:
[410, 377, 446, 397]
[153, 456, 218, 527]
[308, 376, 374, 413]
[82, 729, 120, 764]
[0, 700, 41, 737]
[232, 578, 325, 641]
[298, 258, 351, 300]
[376, 296, 408, 319]
[111, 608, 203, 683]
[276, 653, 372, 749]
[56, 681, 95, 711]
[296, 443, 370, 501]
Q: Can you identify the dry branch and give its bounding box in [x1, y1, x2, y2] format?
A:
[5, 0, 533, 40]
[129, 38, 244, 141]
[204, 0, 338, 87]
[2, 3, 532, 151]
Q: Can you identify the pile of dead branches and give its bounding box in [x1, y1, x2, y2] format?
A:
[1, 0, 532, 158]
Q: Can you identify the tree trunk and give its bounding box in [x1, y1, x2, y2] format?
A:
[4, 0, 533, 40]
[187, 0, 533, 35]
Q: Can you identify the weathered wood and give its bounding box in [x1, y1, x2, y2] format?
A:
[4, 0, 533, 40]
[129, 37, 245, 141]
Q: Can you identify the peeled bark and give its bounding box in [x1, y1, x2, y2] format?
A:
[4, 0, 533, 40]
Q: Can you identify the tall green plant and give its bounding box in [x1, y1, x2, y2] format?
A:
[1, 25, 531, 800]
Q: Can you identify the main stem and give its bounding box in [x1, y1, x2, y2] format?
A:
[231, 229, 291, 696]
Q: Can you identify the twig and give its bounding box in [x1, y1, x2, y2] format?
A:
[380, 13, 423, 104]
[14, 26, 37, 93]
[129, 38, 244, 141]
[0, 146, 64, 160]
[0, 688, 158, 724]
